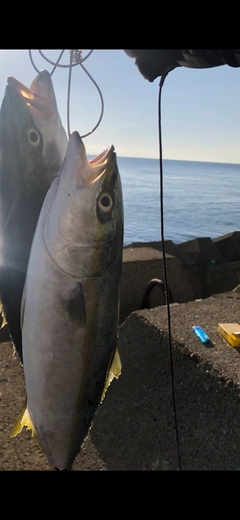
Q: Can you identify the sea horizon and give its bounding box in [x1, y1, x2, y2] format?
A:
[89, 153, 240, 167]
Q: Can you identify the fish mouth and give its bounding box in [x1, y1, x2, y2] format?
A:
[88, 145, 115, 184]
[7, 70, 57, 121]
[66, 131, 115, 186]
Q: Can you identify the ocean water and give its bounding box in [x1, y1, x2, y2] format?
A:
[116, 157, 240, 246]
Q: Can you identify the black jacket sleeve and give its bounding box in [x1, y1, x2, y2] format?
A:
[124, 50, 240, 82]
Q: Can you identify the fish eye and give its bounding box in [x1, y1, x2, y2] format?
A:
[27, 128, 41, 147]
[98, 193, 113, 213]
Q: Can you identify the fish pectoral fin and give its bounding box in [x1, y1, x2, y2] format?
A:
[10, 399, 36, 439]
[64, 282, 86, 327]
[100, 347, 122, 404]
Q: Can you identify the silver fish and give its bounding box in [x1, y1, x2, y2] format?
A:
[11, 131, 123, 470]
[0, 70, 68, 362]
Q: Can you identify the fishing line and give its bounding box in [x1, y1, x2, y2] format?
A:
[28, 50, 40, 74]
[158, 74, 181, 471]
[28, 50, 104, 139]
[49, 50, 65, 76]
[67, 53, 104, 138]
[67, 50, 74, 137]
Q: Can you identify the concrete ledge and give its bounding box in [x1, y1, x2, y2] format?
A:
[85, 292, 240, 470]
[109, 292, 240, 470]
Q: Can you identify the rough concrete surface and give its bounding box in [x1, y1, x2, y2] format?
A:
[2, 290, 240, 471]
[213, 232, 240, 262]
[120, 247, 197, 317]
[120, 238, 240, 313]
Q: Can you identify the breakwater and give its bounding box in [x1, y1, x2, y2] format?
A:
[120, 231, 240, 319]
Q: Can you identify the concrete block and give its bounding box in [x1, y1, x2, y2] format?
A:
[213, 232, 240, 262]
[200, 261, 240, 298]
[111, 295, 240, 469]
[120, 247, 198, 318]
[124, 241, 202, 299]
[177, 237, 224, 267]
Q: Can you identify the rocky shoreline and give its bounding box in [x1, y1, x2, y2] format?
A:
[1, 231, 240, 470]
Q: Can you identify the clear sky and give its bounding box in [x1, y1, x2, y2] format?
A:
[0, 49, 240, 163]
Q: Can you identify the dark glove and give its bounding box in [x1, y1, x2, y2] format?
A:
[124, 50, 240, 82]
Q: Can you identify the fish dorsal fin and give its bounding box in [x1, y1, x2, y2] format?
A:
[100, 348, 121, 404]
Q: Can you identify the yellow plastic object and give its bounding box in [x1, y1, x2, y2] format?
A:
[218, 323, 240, 347]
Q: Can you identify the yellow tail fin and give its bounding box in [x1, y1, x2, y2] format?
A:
[0, 301, 7, 329]
[10, 400, 36, 438]
[101, 348, 122, 403]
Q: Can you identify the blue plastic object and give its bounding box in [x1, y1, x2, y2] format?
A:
[192, 326, 210, 344]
